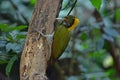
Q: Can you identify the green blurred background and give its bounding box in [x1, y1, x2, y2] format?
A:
[0, 0, 120, 80]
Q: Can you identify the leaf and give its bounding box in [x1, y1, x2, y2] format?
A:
[80, 32, 88, 40]
[0, 60, 8, 64]
[103, 27, 119, 37]
[0, 54, 9, 64]
[88, 50, 106, 65]
[6, 34, 14, 42]
[14, 25, 28, 31]
[115, 9, 120, 20]
[67, 76, 78, 80]
[5, 55, 18, 76]
[0, 24, 9, 31]
[92, 28, 102, 40]
[106, 69, 116, 76]
[30, 0, 36, 5]
[0, 24, 27, 32]
[6, 43, 22, 53]
[0, 24, 16, 32]
[96, 38, 104, 50]
[16, 34, 26, 39]
[102, 34, 114, 42]
[90, 0, 102, 11]
[6, 25, 27, 31]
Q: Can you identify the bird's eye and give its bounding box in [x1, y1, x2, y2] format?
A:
[63, 22, 67, 25]
[62, 21, 70, 28]
[63, 18, 75, 28]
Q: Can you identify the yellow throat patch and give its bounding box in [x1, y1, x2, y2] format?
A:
[68, 18, 79, 31]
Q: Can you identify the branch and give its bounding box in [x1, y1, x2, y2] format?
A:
[20, 0, 62, 80]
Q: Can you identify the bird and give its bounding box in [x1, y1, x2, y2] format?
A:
[49, 15, 79, 65]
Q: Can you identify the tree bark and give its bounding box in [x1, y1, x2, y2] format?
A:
[20, 0, 62, 80]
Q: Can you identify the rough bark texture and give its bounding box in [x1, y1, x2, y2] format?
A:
[20, 0, 62, 80]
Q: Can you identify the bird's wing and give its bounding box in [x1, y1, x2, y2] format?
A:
[50, 25, 70, 64]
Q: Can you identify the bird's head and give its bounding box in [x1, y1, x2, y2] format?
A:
[56, 15, 79, 31]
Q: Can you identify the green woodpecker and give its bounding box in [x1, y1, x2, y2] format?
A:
[49, 15, 79, 64]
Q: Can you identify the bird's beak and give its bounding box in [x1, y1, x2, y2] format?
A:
[56, 18, 63, 20]
[56, 18, 64, 23]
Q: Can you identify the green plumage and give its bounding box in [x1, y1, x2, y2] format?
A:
[49, 23, 70, 64]
[49, 15, 79, 65]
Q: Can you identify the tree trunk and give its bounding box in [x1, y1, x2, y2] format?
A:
[20, 0, 62, 80]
